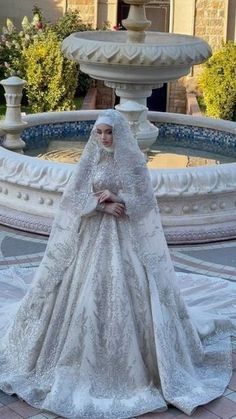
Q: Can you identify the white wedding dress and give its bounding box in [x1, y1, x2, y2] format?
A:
[0, 109, 236, 419]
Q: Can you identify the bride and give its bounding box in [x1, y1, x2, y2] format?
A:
[0, 109, 236, 418]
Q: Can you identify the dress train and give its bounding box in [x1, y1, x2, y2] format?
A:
[0, 209, 235, 418]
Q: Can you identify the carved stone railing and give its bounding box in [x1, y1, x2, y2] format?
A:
[0, 110, 235, 243]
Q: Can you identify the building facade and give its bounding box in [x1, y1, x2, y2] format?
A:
[0, 0, 235, 112]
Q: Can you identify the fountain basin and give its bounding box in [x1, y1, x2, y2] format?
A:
[62, 32, 211, 85]
[0, 110, 235, 243]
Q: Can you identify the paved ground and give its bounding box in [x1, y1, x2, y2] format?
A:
[0, 224, 236, 419]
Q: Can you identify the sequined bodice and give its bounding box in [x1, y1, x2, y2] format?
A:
[93, 151, 122, 194]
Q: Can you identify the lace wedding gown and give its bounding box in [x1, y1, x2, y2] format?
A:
[0, 149, 235, 419]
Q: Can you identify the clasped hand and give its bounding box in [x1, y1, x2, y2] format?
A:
[97, 189, 125, 218]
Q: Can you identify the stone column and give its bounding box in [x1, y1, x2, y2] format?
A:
[106, 82, 159, 150]
[0, 76, 27, 153]
[110, 0, 159, 149]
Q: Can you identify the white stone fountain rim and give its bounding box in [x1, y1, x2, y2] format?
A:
[0, 110, 235, 197]
[72, 31, 209, 46]
[62, 31, 211, 67]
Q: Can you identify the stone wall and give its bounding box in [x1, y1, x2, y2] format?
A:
[191, 0, 229, 88]
[195, 0, 228, 51]
[67, 0, 96, 27]
[227, 0, 236, 41]
[0, 0, 64, 28]
[95, 81, 115, 109]
[98, 0, 117, 29]
[169, 0, 230, 113]
[168, 79, 187, 114]
[0, 0, 97, 29]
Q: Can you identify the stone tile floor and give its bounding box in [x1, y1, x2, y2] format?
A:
[0, 224, 236, 418]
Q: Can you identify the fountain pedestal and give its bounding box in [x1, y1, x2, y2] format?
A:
[106, 81, 160, 149]
[0, 76, 27, 153]
[115, 100, 158, 151]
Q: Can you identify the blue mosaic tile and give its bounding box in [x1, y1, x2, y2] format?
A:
[154, 123, 236, 157]
[1, 120, 236, 157]
[21, 121, 94, 150]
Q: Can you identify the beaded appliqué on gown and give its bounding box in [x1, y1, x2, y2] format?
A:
[92, 150, 122, 194]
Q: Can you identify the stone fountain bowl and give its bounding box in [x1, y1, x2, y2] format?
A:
[62, 31, 212, 84]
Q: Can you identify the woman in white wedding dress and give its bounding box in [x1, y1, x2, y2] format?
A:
[0, 109, 236, 418]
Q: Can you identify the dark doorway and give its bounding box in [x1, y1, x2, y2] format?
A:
[115, 85, 167, 112]
[117, 1, 129, 26]
[147, 84, 167, 112]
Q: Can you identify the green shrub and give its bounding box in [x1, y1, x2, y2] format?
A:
[0, 18, 25, 82]
[198, 42, 236, 121]
[23, 30, 77, 112]
[0, 14, 45, 103]
[0, 10, 94, 108]
[52, 9, 92, 41]
[52, 10, 93, 97]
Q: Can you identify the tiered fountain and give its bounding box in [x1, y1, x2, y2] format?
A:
[62, 0, 211, 150]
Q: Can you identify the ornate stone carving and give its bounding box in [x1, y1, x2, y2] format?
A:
[62, 32, 211, 75]
[165, 222, 236, 244]
[0, 205, 52, 235]
[1, 145, 236, 197]
[0, 147, 71, 191]
[0, 111, 235, 243]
